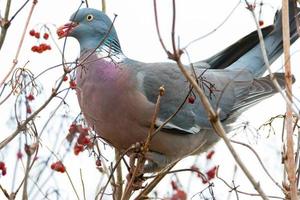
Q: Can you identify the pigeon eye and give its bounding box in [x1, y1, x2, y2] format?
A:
[86, 14, 94, 21]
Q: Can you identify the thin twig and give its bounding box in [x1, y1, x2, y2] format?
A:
[231, 140, 284, 191]
[65, 170, 81, 200]
[80, 169, 87, 200]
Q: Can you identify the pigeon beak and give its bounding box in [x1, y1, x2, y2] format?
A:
[57, 22, 78, 39]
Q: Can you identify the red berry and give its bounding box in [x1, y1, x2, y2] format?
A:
[171, 189, 187, 200]
[206, 166, 217, 180]
[17, 151, 23, 159]
[206, 150, 215, 160]
[74, 144, 84, 155]
[96, 159, 102, 167]
[26, 106, 32, 114]
[57, 30, 65, 37]
[0, 162, 5, 170]
[51, 161, 65, 173]
[77, 134, 86, 145]
[2, 167, 7, 176]
[46, 45, 51, 50]
[259, 20, 264, 26]
[40, 43, 48, 51]
[26, 94, 35, 101]
[34, 32, 40, 39]
[43, 33, 49, 40]
[63, 76, 68, 82]
[171, 180, 178, 190]
[50, 163, 55, 170]
[188, 96, 195, 104]
[69, 80, 77, 89]
[68, 123, 77, 134]
[59, 166, 65, 173]
[31, 45, 38, 52]
[36, 46, 43, 53]
[29, 29, 35, 36]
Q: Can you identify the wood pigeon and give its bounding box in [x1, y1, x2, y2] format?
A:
[57, 1, 298, 172]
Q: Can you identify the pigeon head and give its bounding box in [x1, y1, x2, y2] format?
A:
[57, 8, 121, 53]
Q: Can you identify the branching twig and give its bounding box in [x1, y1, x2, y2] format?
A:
[0, 0, 38, 89]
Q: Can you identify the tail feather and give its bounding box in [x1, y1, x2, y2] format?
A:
[232, 73, 294, 113]
[224, 0, 298, 77]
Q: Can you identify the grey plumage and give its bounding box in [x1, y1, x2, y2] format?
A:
[57, 1, 298, 172]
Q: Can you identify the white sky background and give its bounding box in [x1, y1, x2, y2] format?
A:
[0, 0, 300, 199]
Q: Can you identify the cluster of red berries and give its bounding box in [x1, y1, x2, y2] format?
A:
[170, 180, 187, 200]
[50, 161, 66, 173]
[67, 123, 93, 156]
[29, 29, 52, 53]
[29, 29, 49, 39]
[0, 161, 7, 176]
[31, 43, 51, 53]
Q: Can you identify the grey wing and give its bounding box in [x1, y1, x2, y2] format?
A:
[133, 61, 254, 134]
